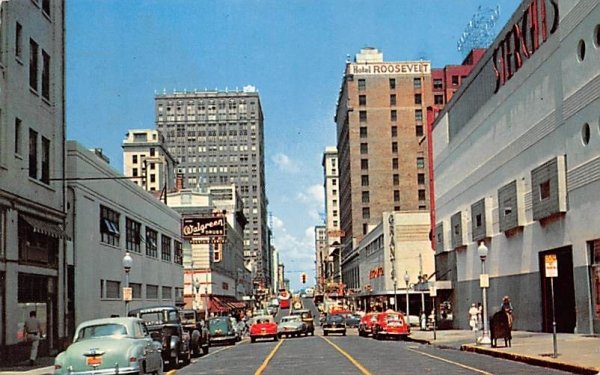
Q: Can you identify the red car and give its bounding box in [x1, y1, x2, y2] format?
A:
[358, 313, 379, 337]
[372, 311, 410, 340]
[249, 315, 278, 343]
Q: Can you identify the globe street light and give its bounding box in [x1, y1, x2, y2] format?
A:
[122, 252, 133, 316]
[478, 242, 491, 345]
[404, 271, 410, 320]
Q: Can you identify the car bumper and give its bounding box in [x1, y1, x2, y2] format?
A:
[251, 333, 277, 338]
[323, 327, 346, 332]
[378, 330, 410, 336]
[55, 365, 141, 375]
[210, 336, 236, 343]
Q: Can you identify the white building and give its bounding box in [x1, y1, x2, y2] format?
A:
[0, 0, 67, 361]
[66, 142, 184, 325]
[432, 0, 600, 333]
[322, 147, 342, 284]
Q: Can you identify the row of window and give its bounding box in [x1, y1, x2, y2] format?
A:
[100, 205, 183, 264]
[14, 22, 52, 102]
[358, 77, 422, 91]
[100, 279, 182, 301]
[358, 93, 423, 107]
[358, 109, 423, 124]
[8, 115, 51, 184]
[359, 157, 425, 173]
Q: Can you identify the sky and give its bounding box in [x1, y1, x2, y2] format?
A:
[66, 0, 521, 291]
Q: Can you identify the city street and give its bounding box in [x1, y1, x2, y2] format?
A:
[178, 329, 574, 375]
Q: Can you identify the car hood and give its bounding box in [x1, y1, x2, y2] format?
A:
[278, 322, 303, 329]
[55, 337, 140, 372]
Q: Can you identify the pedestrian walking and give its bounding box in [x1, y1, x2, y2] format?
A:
[500, 296, 514, 328]
[23, 311, 42, 366]
[468, 303, 479, 331]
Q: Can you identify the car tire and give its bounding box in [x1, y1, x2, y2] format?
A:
[152, 359, 163, 375]
[202, 344, 209, 355]
[183, 348, 191, 365]
[343, 331, 346, 336]
[172, 352, 180, 370]
[274, 335, 279, 341]
[323, 331, 328, 336]
[251, 337, 256, 343]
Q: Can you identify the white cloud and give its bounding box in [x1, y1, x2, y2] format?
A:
[271, 153, 300, 173]
[296, 184, 324, 206]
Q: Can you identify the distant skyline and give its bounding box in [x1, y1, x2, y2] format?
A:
[66, 0, 521, 291]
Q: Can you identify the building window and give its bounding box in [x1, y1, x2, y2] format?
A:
[332, 179, 337, 186]
[362, 191, 369, 203]
[414, 94, 422, 105]
[332, 189, 337, 196]
[452, 75, 459, 85]
[359, 95, 367, 106]
[363, 223, 369, 235]
[418, 189, 426, 201]
[394, 190, 400, 202]
[174, 240, 183, 265]
[390, 94, 396, 106]
[100, 205, 120, 246]
[360, 143, 368, 154]
[14, 118, 22, 155]
[417, 157, 425, 169]
[361, 159, 368, 170]
[391, 126, 397, 137]
[389, 78, 396, 89]
[418, 173, 425, 185]
[129, 283, 142, 299]
[413, 77, 421, 89]
[360, 127, 367, 138]
[28, 129, 38, 179]
[16, 22, 23, 59]
[41, 137, 50, 184]
[358, 79, 366, 91]
[362, 207, 370, 219]
[105, 280, 121, 299]
[41, 50, 50, 100]
[361, 175, 369, 186]
[161, 235, 172, 262]
[539, 180, 551, 200]
[146, 284, 159, 299]
[416, 125, 424, 137]
[393, 174, 399, 186]
[333, 210, 338, 217]
[126, 218, 141, 253]
[433, 79, 443, 89]
[391, 142, 398, 153]
[145, 228, 158, 258]
[42, 0, 51, 16]
[132, 155, 138, 164]
[162, 286, 172, 300]
[29, 39, 39, 91]
[359, 110, 367, 123]
[392, 158, 398, 169]
[588, 240, 600, 319]
[390, 110, 397, 122]
[415, 109, 423, 122]
[434, 94, 444, 105]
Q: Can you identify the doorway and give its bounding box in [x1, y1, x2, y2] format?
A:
[539, 246, 576, 333]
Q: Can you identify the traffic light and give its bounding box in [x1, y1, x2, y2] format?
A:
[301, 273, 307, 284]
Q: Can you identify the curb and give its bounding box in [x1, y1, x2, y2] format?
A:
[0, 366, 54, 375]
[460, 345, 599, 375]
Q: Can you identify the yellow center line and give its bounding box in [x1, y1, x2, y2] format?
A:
[320, 336, 373, 375]
[407, 347, 493, 375]
[254, 338, 285, 375]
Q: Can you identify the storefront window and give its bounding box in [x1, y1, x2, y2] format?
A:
[17, 303, 47, 342]
[590, 240, 600, 319]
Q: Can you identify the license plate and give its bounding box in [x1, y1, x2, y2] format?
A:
[261, 328, 266, 332]
[86, 356, 102, 366]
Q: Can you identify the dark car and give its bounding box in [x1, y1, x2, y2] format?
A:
[322, 314, 346, 336]
[343, 313, 361, 328]
[207, 316, 237, 345]
[179, 309, 210, 356]
[128, 305, 191, 368]
[290, 309, 315, 335]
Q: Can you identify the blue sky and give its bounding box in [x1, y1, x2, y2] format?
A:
[66, 0, 520, 291]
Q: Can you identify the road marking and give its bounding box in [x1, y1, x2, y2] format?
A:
[407, 347, 493, 375]
[254, 338, 285, 375]
[320, 336, 372, 375]
[200, 345, 235, 359]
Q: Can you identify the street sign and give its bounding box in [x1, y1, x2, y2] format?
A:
[545, 253, 558, 278]
[429, 285, 437, 297]
[327, 230, 345, 237]
[123, 287, 132, 302]
[480, 274, 489, 288]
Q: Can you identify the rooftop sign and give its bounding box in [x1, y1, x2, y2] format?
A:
[350, 62, 431, 75]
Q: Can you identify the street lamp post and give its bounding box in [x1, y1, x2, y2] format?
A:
[404, 271, 410, 319]
[204, 272, 209, 321]
[478, 242, 491, 345]
[393, 279, 397, 311]
[122, 252, 133, 316]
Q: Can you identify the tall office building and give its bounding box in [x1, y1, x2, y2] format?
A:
[334, 48, 433, 255]
[321, 147, 341, 283]
[0, 0, 67, 361]
[155, 86, 270, 287]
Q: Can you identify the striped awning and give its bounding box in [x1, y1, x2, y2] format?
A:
[21, 215, 70, 240]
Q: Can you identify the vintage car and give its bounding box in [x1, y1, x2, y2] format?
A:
[207, 316, 237, 345]
[179, 309, 210, 356]
[249, 315, 278, 343]
[372, 311, 410, 340]
[342, 313, 361, 328]
[277, 315, 307, 338]
[54, 317, 163, 375]
[128, 305, 191, 368]
[290, 309, 315, 335]
[358, 312, 379, 336]
[322, 314, 346, 336]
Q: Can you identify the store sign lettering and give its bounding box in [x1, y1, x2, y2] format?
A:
[182, 217, 225, 237]
[351, 62, 430, 75]
[369, 267, 384, 279]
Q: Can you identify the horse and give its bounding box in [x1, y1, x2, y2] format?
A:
[490, 310, 512, 348]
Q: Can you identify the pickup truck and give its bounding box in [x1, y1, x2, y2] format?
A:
[128, 305, 191, 369]
[179, 309, 210, 356]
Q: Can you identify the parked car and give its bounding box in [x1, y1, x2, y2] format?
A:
[278, 315, 307, 338]
[207, 316, 237, 345]
[322, 314, 346, 336]
[128, 305, 191, 368]
[179, 309, 210, 356]
[249, 315, 279, 343]
[358, 313, 379, 337]
[372, 311, 410, 340]
[54, 317, 163, 375]
[290, 309, 315, 335]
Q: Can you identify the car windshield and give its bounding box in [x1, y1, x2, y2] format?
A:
[328, 315, 344, 323]
[209, 318, 230, 332]
[385, 314, 402, 323]
[76, 323, 127, 341]
[281, 316, 300, 323]
[253, 316, 274, 324]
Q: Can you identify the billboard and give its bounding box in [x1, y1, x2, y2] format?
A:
[182, 216, 226, 238]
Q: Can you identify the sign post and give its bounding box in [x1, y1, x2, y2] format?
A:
[429, 285, 437, 340]
[545, 253, 558, 358]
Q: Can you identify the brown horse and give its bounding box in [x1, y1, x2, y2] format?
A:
[490, 310, 512, 348]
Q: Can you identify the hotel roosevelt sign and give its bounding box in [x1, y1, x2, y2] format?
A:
[350, 62, 431, 75]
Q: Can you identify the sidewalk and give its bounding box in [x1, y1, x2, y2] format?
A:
[0, 357, 54, 375]
[409, 329, 600, 375]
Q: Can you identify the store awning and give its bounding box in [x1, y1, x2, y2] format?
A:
[21, 215, 70, 240]
[209, 296, 230, 313]
[214, 296, 246, 310]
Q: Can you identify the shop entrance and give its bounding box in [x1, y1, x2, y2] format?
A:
[539, 246, 576, 333]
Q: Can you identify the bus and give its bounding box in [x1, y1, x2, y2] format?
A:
[278, 289, 290, 309]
